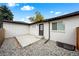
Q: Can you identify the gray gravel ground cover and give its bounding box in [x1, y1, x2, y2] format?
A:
[0, 39, 79, 56]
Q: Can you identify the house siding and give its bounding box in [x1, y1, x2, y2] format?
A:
[44, 23, 49, 39]
[30, 24, 39, 36]
[3, 22, 29, 38]
[50, 15, 79, 46]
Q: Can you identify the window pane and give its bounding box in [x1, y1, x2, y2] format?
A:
[52, 22, 57, 30]
[57, 22, 65, 30]
[40, 24, 43, 30]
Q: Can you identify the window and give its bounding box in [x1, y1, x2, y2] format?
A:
[52, 22, 57, 30]
[52, 22, 65, 31]
[57, 22, 65, 30]
[39, 24, 43, 30]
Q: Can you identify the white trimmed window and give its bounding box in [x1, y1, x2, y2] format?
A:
[52, 22, 65, 31]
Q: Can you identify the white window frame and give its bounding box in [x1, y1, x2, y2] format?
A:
[52, 21, 65, 32]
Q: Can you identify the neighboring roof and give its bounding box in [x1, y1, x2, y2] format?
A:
[3, 20, 30, 25]
[3, 11, 79, 25]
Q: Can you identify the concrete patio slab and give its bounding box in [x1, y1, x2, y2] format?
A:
[15, 34, 41, 47]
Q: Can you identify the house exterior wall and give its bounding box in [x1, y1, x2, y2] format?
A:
[32, 15, 79, 46]
[3, 15, 79, 46]
[49, 15, 79, 46]
[30, 24, 39, 36]
[44, 22, 49, 39]
[3, 22, 29, 38]
[29, 23, 48, 38]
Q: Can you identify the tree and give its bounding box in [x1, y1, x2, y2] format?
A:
[0, 5, 14, 21]
[0, 5, 13, 28]
[29, 11, 44, 22]
[29, 16, 35, 22]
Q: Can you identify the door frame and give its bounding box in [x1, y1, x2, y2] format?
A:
[39, 24, 44, 36]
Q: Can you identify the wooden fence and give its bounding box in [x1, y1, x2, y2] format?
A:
[0, 28, 5, 47]
[76, 27, 79, 50]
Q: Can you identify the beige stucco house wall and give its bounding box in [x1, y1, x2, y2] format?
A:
[49, 15, 79, 46]
[3, 22, 29, 38]
[29, 15, 79, 46]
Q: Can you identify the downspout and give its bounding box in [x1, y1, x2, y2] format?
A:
[44, 22, 50, 43]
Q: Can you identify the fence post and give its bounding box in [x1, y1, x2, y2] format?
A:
[76, 27, 79, 50]
[0, 20, 3, 28]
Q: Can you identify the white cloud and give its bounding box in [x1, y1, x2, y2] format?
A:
[25, 16, 32, 23]
[20, 16, 32, 23]
[21, 5, 34, 11]
[25, 19, 32, 23]
[26, 16, 31, 19]
[50, 11, 61, 15]
[55, 12, 61, 15]
[7, 3, 19, 7]
[50, 11, 54, 13]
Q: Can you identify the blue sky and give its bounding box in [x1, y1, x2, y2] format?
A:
[0, 3, 79, 23]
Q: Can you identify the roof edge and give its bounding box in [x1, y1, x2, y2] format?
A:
[3, 11, 79, 25]
[3, 20, 30, 25]
[31, 11, 79, 24]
